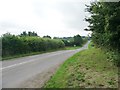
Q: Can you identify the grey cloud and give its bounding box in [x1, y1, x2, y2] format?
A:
[0, 22, 37, 35]
[33, 2, 46, 18]
[54, 2, 90, 30]
[32, 1, 90, 30]
[0, 22, 18, 29]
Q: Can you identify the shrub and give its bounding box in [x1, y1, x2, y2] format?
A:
[2, 33, 65, 57]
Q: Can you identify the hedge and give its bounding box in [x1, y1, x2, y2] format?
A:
[2, 33, 65, 57]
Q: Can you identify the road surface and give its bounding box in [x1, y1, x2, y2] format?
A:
[1, 41, 90, 88]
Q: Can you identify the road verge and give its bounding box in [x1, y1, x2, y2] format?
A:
[44, 42, 118, 88]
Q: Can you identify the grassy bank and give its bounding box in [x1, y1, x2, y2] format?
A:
[44, 42, 118, 88]
[64, 46, 82, 50]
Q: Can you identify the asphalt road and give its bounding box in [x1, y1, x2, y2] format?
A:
[1, 41, 90, 88]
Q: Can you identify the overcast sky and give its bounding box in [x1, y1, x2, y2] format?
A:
[0, 0, 92, 37]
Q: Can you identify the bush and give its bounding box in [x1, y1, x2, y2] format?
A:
[2, 33, 65, 57]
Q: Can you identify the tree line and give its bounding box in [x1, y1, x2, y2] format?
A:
[85, 1, 120, 66]
[1, 32, 86, 58]
[2, 33, 65, 57]
[54, 35, 88, 46]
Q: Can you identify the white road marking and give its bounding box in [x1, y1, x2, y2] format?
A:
[1, 59, 35, 70]
[0, 50, 73, 70]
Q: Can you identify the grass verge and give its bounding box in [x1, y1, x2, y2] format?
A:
[64, 46, 82, 50]
[44, 42, 118, 88]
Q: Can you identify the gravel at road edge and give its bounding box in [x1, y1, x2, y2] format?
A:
[19, 63, 61, 88]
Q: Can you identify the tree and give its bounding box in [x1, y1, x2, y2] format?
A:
[85, 1, 120, 66]
[43, 35, 51, 39]
[21, 31, 27, 36]
[74, 35, 83, 46]
[85, 2, 120, 50]
[20, 31, 38, 37]
[53, 37, 59, 39]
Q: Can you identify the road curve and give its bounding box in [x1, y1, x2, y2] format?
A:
[2, 41, 90, 88]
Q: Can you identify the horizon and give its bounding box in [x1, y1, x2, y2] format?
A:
[1, 31, 90, 38]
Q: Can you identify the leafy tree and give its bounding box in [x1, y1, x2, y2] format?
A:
[61, 37, 74, 46]
[21, 31, 27, 36]
[74, 35, 83, 46]
[43, 35, 51, 39]
[53, 37, 60, 39]
[20, 31, 38, 37]
[85, 1, 120, 65]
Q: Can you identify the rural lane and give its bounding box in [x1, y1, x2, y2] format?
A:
[1, 41, 90, 88]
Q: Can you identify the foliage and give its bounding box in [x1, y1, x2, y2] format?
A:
[65, 46, 82, 50]
[74, 34, 83, 46]
[2, 33, 65, 57]
[20, 31, 38, 36]
[62, 38, 74, 46]
[43, 35, 51, 39]
[60, 35, 87, 46]
[85, 2, 120, 66]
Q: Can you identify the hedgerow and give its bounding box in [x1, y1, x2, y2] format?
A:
[2, 33, 65, 57]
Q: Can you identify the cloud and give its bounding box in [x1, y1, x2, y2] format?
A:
[55, 2, 89, 29]
[0, 0, 92, 37]
[0, 22, 37, 35]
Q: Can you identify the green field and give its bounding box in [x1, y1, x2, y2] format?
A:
[44, 43, 118, 88]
